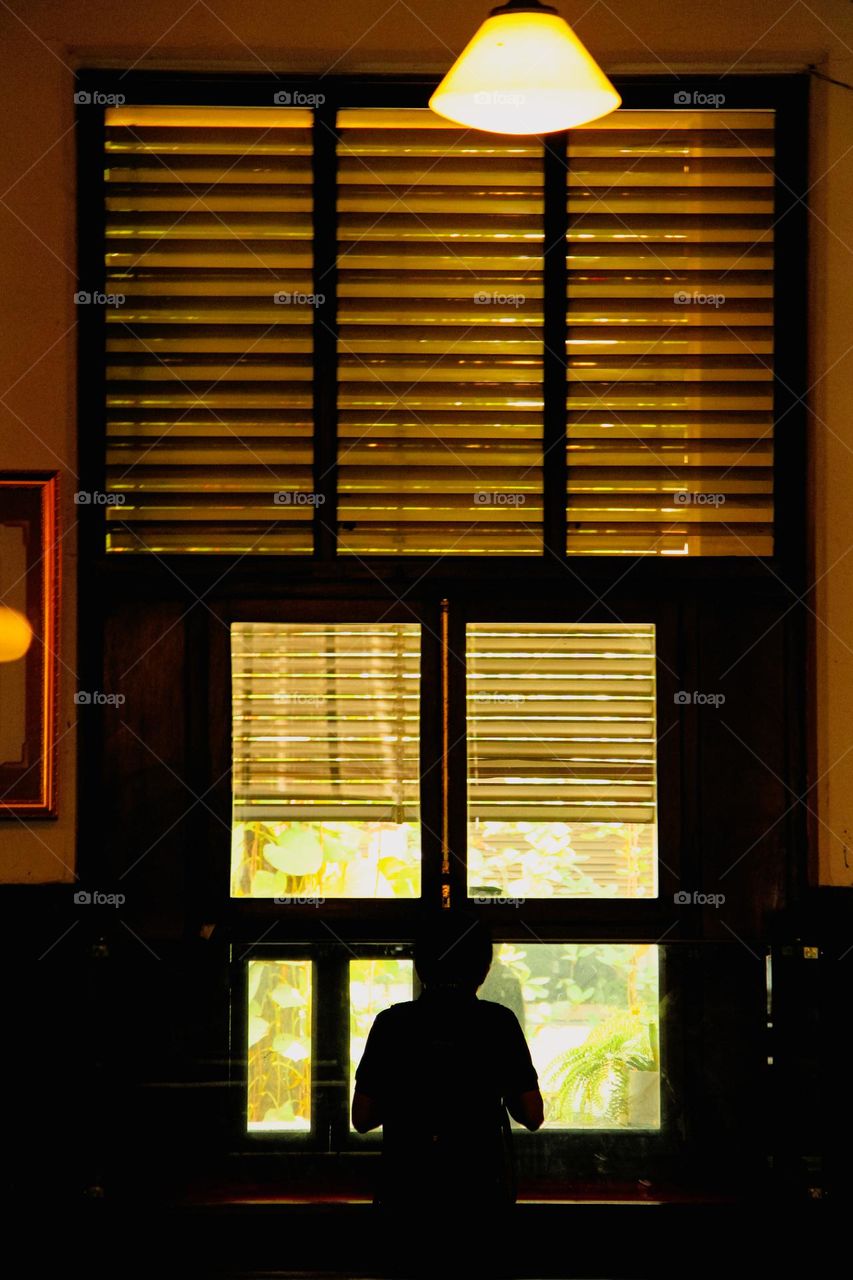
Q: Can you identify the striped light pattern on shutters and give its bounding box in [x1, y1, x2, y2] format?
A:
[232, 621, 421, 820]
[466, 623, 657, 898]
[566, 110, 775, 556]
[231, 623, 422, 898]
[103, 106, 316, 553]
[336, 108, 544, 555]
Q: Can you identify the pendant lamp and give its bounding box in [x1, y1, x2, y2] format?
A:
[429, 0, 620, 135]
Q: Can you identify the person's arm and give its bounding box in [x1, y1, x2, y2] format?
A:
[499, 1006, 544, 1130]
[352, 1009, 389, 1132]
[351, 1089, 383, 1133]
[505, 1087, 544, 1131]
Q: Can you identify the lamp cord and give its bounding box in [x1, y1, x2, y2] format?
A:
[808, 64, 853, 93]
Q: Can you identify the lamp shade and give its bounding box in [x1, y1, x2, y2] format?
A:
[0, 605, 32, 663]
[429, 5, 620, 135]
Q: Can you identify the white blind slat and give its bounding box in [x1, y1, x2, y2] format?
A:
[231, 623, 421, 823]
[467, 623, 658, 899]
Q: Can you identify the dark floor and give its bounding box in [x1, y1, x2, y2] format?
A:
[17, 1198, 826, 1280]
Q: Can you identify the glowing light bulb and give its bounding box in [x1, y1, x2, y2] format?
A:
[430, 2, 620, 135]
[0, 606, 33, 662]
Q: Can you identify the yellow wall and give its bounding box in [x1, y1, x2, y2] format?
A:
[1, 0, 851, 882]
[810, 50, 853, 885]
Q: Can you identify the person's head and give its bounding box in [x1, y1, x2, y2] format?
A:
[414, 910, 493, 991]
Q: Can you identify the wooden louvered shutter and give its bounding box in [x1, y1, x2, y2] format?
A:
[231, 622, 421, 823]
[336, 109, 544, 555]
[466, 623, 657, 898]
[103, 106, 315, 553]
[98, 101, 779, 561]
[566, 110, 775, 556]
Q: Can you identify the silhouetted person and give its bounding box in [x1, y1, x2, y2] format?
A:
[352, 911, 543, 1276]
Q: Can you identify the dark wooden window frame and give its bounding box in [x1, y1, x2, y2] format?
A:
[74, 71, 809, 1182]
[214, 590, 680, 1166]
[233, 938, 681, 1182]
[75, 70, 809, 587]
[205, 591, 682, 934]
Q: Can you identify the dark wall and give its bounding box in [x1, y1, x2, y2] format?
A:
[90, 577, 801, 941]
[4, 564, 830, 1236]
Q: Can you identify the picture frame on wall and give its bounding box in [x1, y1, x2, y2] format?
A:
[0, 473, 60, 819]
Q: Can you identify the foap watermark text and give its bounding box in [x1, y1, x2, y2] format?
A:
[673, 490, 725, 507]
[674, 889, 725, 908]
[75, 691, 126, 707]
[674, 690, 726, 708]
[472, 691, 524, 705]
[274, 291, 325, 307]
[474, 491, 526, 506]
[273, 91, 325, 106]
[274, 491, 325, 506]
[74, 291, 125, 307]
[674, 290, 725, 308]
[673, 90, 726, 108]
[470, 895, 526, 906]
[74, 889, 126, 907]
[74, 490, 126, 505]
[74, 90, 126, 106]
[474, 290, 525, 307]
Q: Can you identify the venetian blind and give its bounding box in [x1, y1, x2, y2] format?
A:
[231, 622, 421, 822]
[336, 108, 544, 555]
[103, 106, 315, 553]
[467, 623, 657, 824]
[566, 110, 775, 555]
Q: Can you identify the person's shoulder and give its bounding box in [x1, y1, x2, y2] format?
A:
[476, 997, 521, 1025]
[372, 999, 418, 1024]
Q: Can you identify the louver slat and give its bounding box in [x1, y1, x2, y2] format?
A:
[103, 106, 316, 554]
[231, 623, 421, 822]
[467, 623, 657, 899]
[336, 109, 544, 555]
[566, 111, 775, 556]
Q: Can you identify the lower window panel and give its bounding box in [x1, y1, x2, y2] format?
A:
[247, 958, 313, 1132]
[244, 943, 660, 1136]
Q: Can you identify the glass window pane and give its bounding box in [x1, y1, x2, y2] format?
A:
[467, 622, 657, 899]
[482, 943, 661, 1129]
[349, 957, 414, 1126]
[247, 959, 312, 1132]
[231, 622, 422, 898]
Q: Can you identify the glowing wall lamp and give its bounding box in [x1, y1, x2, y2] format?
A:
[0, 605, 33, 663]
[429, 0, 620, 135]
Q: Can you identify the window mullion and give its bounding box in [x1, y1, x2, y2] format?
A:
[317, 945, 349, 1152]
[312, 101, 339, 558]
[543, 131, 569, 560]
[419, 602, 447, 909]
[440, 597, 451, 896]
[443, 597, 469, 909]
